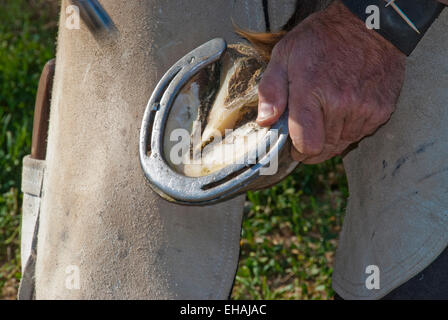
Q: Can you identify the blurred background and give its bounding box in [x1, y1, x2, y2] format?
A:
[0, 0, 347, 300]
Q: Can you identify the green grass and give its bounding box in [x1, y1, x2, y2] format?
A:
[0, 0, 348, 300]
[231, 159, 347, 300]
[0, 0, 57, 299]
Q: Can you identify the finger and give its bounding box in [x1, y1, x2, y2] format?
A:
[256, 55, 289, 126]
[301, 143, 334, 164]
[302, 142, 350, 164]
[362, 106, 392, 136]
[316, 88, 345, 146]
[288, 85, 325, 157]
[325, 113, 345, 146]
[290, 146, 308, 162]
[341, 104, 371, 142]
[302, 152, 332, 164]
[295, 88, 344, 164]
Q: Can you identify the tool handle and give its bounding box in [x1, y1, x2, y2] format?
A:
[31, 59, 55, 160]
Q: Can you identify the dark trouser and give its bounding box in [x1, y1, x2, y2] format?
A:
[335, 247, 448, 300]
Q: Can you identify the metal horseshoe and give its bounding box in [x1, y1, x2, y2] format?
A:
[139, 38, 298, 206]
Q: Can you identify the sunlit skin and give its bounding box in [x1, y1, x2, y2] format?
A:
[256, 0, 412, 164]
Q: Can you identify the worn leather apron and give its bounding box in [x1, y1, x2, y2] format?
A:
[29, 0, 298, 300]
[333, 10, 448, 299]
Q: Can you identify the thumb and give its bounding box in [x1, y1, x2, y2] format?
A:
[256, 58, 288, 126]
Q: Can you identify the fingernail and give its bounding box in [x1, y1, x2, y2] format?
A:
[257, 102, 276, 121]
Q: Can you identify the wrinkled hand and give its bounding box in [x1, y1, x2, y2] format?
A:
[256, 0, 406, 164]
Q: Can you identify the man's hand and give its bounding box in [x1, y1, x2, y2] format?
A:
[256, 0, 406, 164]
